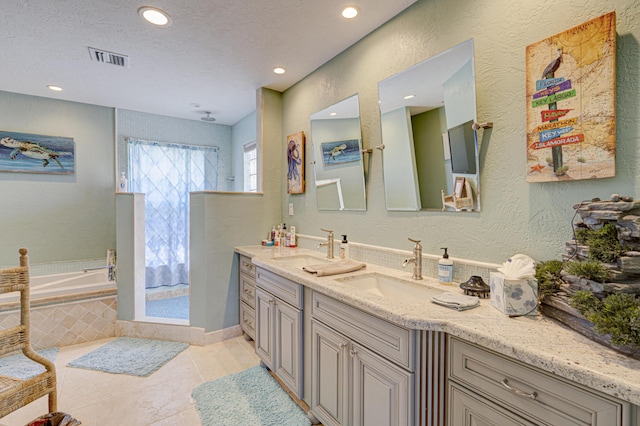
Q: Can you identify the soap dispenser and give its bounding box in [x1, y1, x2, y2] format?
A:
[340, 235, 349, 260]
[438, 247, 453, 285]
[117, 172, 128, 192]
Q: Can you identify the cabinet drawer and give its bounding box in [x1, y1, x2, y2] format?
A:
[240, 273, 256, 308]
[449, 337, 627, 426]
[256, 267, 303, 309]
[239, 300, 255, 340]
[239, 255, 255, 278]
[312, 291, 415, 371]
[449, 383, 537, 426]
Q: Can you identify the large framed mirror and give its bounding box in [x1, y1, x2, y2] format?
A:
[310, 94, 366, 211]
[378, 39, 479, 212]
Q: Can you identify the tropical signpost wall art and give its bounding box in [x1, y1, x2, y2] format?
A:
[0, 130, 75, 175]
[287, 131, 305, 194]
[526, 11, 616, 182]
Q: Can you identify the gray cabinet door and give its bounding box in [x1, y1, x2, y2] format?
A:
[351, 342, 414, 426]
[274, 299, 303, 398]
[310, 319, 350, 426]
[255, 287, 275, 369]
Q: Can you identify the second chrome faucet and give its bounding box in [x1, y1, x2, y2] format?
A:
[402, 238, 422, 280]
[318, 228, 335, 259]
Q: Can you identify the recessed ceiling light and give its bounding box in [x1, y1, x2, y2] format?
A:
[404, 94, 415, 100]
[342, 6, 359, 19]
[138, 6, 172, 27]
[47, 85, 63, 92]
[330, 112, 337, 116]
[273, 67, 286, 75]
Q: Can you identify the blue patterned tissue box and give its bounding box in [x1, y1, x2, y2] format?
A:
[489, 272, 538, 316]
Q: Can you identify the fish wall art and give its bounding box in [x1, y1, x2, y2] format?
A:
[0, 130, 75, 175]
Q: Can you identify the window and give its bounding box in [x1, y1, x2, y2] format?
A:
[243, 141, 257, 192]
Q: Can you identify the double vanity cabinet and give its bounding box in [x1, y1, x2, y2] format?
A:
[236, 248, 640, 426]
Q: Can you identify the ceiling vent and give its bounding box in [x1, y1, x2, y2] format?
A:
[88, 47, 130, 68]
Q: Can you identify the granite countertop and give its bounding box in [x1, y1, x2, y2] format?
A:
[236, 245, 640, 405]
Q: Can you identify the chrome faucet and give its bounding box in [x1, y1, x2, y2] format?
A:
[402, 238, 422, 280]
[83, 249, 117, 281]
[318, 228, 335, 259]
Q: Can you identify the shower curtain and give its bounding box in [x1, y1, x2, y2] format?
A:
[128, 138, 219, 288]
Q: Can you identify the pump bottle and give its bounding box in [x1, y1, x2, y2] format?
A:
[340, 235, 349, 260]
[438, 247, 453, 285]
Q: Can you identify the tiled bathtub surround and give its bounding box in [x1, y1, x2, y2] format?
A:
[295, 234, 500, 283]
[0, 258, 118, 349]
[0, 296, 117, 350]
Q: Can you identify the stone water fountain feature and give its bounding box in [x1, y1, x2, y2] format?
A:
[540, 195, 640, 359]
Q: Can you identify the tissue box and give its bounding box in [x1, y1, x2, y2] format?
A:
[489, 272, 538, 316]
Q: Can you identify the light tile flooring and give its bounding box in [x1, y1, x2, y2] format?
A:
[0, 336, 261, 426]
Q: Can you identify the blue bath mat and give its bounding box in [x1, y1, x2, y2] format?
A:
[67, 337, 188, 377]
[192, 365, 311, 426]
[0, 348, 58, 380]
[146, 295, 189, 319]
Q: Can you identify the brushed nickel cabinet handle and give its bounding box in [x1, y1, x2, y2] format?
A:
[501, 379, 538, 400]
[350, 348, 357, 358]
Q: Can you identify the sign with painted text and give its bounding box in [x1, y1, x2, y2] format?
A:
[525, 12, 616, 182]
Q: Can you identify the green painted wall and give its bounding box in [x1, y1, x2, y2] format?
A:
[0, 91, 115, 265]
[412, 107, 448, 209]
[280, 0, 640, 264]
[190, 89, 281, 331]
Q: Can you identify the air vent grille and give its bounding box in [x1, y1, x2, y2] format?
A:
[88, 47, 130, 68]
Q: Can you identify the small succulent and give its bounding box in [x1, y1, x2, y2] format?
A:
[564, 260, 610, 283]
[535, 260, 565, 298]
[570, 291, 640, 348]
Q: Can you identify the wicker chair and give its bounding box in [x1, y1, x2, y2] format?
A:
[0, 248, 57, 418]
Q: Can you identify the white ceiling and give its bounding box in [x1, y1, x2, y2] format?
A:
[1, 0, 416, 125]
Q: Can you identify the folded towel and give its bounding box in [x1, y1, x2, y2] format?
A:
[303, 260, 366, 277]
[431, 292, 480, 311]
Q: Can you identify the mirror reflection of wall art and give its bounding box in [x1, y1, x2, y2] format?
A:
[526, 11, 616, 182]
[321, 139, 361, 167]
[0, 130, 75, 175]
[287, 131, 305, 194]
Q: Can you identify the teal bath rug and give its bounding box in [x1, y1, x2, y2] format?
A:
[67, 337, 188, 377]
[192, 365, 311, 426]
[0, 348, 58, 380]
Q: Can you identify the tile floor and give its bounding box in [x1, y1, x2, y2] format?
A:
[0, 336, 261, 426]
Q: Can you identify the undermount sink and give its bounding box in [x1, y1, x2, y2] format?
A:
[271, 255, 332, 268]
[337, 273, 443, 305]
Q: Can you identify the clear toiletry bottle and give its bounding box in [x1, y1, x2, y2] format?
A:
[340, 235, 349, 260]
[438, 247, 453, 285]
[117, 172, 128, 192]
[281, 224, 287, 247]
[289, 226, 297, 247]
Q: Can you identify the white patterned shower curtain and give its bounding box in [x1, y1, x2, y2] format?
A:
[128, 138, 219, 289]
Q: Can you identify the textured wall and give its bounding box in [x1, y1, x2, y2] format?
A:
[281, 0, 640, 264]
[0, 91, 115, 265]
[191, 89, 282, 332]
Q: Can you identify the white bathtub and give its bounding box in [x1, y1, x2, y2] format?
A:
[0, 269, 117, 304]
